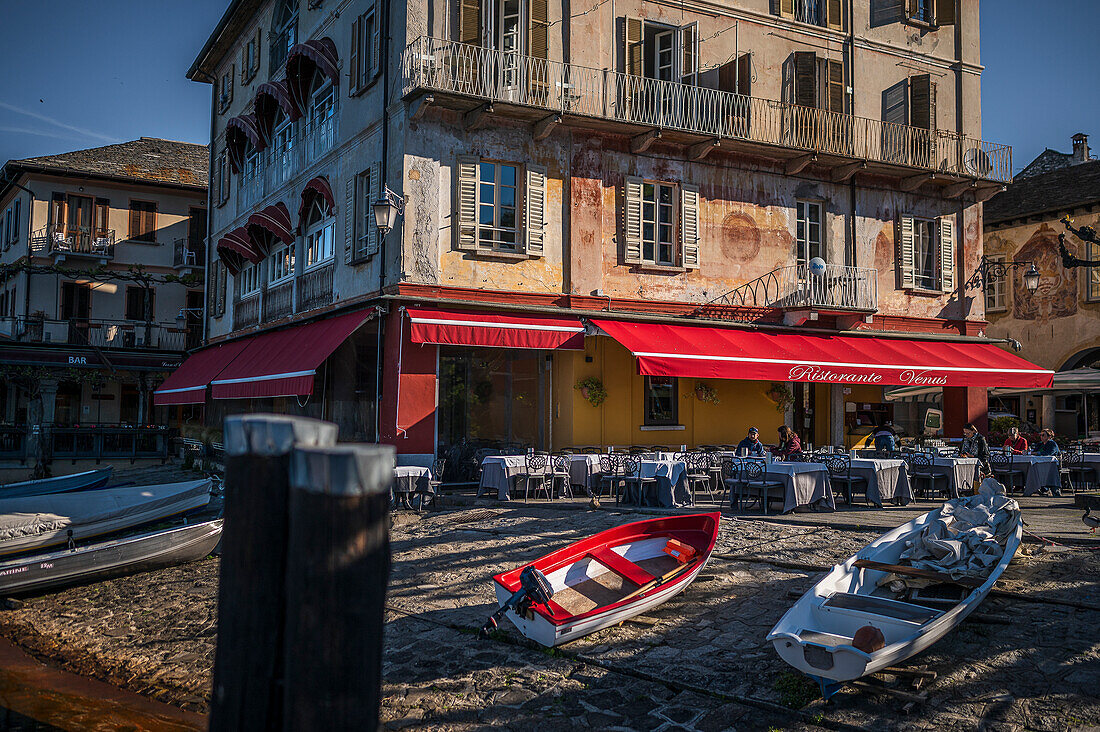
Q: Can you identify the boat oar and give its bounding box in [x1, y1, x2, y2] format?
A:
[619, 561, 696, 603]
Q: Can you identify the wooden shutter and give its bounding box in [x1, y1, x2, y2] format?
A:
[897, 216, 916, 289]
[939, 216, 955, 291]
[524, 164, 547, 257]
[366, 165, 381, 257]
[779, 0, 794, 17]
[217, 262, 227, 316]
[794, 52, 817, 108]
[460, 0, 481, 45]
[240, 45, 248, 83]
[623, 17, 643, 76]
[344, 178, 357, 263]
[530, 0, 549, 59]
[50, 193, 66, 234]
[623, 176, 643, 264]
[456, 155, 479, 250]
[935, 0, 955, 25]
[680, 184, 700, 269]
[10, 199, 19, 242]
[825, 0, 843, 29]
[679, 23, 698, 85]
[129, 204, 141, 241]
[826, 60, 844, 113]
[370, 4, 381, 78]
[94, 199, 109, 239]
[350, 16, 361, 93]
[145, 203, 157, 242]
[254, 27, 263, 75]
[910, 74, 935, 129]
[906, 0, 919, 20]
[737, 52, 752, 96]
[228, 64, 234, 104]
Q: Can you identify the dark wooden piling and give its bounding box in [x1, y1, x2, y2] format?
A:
[282, 444, 394, 732]
[208, 414, 337, 732]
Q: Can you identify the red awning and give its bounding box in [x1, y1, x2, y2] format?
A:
[153, 339, 253, 406]
[298, 175, 336, 231]
[216, 227, 264, 275]
[254, 80, 301, 141]
[226, 115, 264, 173]
[211, 309, 375, 399]
[591, 319, 1055, 389]
[247, 202, 295, 251]
[286, 37, 339, 110]
[406, 308, 585, 350]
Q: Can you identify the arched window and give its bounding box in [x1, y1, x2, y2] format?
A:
[301, 192, 335, 268]
[270, 0, 298, 74]
[306, 67, 335, 128]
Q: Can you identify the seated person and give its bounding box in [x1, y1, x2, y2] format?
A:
[770, 425, 803, 460]
[1002, 426, 1028, 454]
[736, 427, 766, 456]
[1033, 429, 1061, 456]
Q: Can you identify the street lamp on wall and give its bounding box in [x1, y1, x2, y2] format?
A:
[964, 257, 1041, 295]
[373, 187, 406, 237]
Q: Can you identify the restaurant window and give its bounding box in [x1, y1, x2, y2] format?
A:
[270, 0, 298, 74]
[269, 244, 295, 284]
[128, 200, 157, 243]
[1088, 240, 1100, 302]
[125, 286, 154, 322]
[898, 214, 955, 293]
[985, 254, 1008, 312]
[239, 262, 261, 297]
[796, 200, 823, 264]
[456, 156, 546, 257]
[643, 376, 678, 426]
[623, 177, 699, 269]
[302, 196, 335, 268]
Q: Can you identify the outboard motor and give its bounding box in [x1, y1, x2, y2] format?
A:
[478, 566, 554, 639]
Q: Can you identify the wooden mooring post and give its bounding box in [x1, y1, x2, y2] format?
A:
[209, 414, 338, 732]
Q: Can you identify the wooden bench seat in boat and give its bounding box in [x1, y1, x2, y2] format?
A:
[796, 629, 855, 647]
[822, 592, 942, 624]
[586, 546, 656, 587]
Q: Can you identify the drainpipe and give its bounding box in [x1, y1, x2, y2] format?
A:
[376, 0, 395, 446]
[194, 67, 219, 347]
[846, 0, 856, 267]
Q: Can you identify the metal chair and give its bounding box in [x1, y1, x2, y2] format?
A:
[550, 453, 573, 498]
[990, 451, 1026, 494]
[1062, 449, 1089, 493]
[598, 452, 624, 500]
[825, 455, 869, 506]
[621, 455, 658, 506]
[521, 452, 551, 501]
[705, 452, 725, 495]
[906, 452, 949, 501]
[740, 459, 786, 515]
[720, 457, 745, 510]
[682, 452, 713, 505]
[427, 457, 446, 507]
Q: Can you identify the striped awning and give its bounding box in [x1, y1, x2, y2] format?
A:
[246, 202, 295, 251]
[254, 80, 301, 140]
[226, 114, 264, 172]
[216, 227, 262, 274]
[286, 37, 339, 110]
[298, 175, 336, 231]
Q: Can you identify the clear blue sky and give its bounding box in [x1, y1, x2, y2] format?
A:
[0, 1, 1097, 174]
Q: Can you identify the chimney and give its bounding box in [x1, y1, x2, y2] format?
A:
[1072, 133, 1090, 164]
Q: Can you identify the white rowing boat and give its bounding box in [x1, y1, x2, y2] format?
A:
[766, 479, 1021, 696]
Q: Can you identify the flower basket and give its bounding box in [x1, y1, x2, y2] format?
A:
[766, 382, 794, 413]
[694, 382, 720, 405]
[575, 377, 607, 408]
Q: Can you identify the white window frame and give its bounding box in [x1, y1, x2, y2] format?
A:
[476, 160, 522, 252]
[795, 199, 824, 264]
[302, 197, 335, 269]
[239, 262, 261, 298]
[269, 243, 295, 284]
[913, 217, 940, 291]
[985, 253, 1008, 312]
[640, 181, 677, 266]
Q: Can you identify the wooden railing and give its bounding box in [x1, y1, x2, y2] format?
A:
[263, 280, 294, 322]
[402, 37, 1012, 183]
[297, 264, 333, 312]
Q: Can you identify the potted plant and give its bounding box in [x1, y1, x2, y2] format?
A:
[694, 381, 720, 405]
[575, 376, 608, 407]
[766, 382, 794, 413]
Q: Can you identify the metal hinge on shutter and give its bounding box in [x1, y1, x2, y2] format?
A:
[939, 216, 955, 292]
[897, 215, 916, 289]
[524, 164, 547, 257]
[456, 155, 479, 250]
[681, 184, 700, 269]
[623, 176, 643, 264]
[344, 178, 357, 263]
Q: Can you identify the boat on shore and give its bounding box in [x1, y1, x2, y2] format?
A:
[0, 518, 223, 596]
[484, 512, 720, 647]
[0, 480, 212, 558]
[767, 480, 1021, 696]
[0, 468, 113, 499]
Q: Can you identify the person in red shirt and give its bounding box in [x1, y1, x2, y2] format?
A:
[1002, 425, 1028, 454]
[771, 426, 803, 460]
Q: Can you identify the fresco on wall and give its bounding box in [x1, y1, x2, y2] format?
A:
[1013, 223, 1077, 322]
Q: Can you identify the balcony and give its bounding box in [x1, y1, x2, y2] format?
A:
[6, 316, 189, 351]
[402, 37, 1012, 187]
[173, 238, 206, 276]
[235, 103, 340, 213]
[703, 262, 878, 322]
[30, 226, 115, 263]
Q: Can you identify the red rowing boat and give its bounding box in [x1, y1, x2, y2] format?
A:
[484, 513, 720, 646]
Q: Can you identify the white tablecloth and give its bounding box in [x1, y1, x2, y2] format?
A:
[391, 466, 433, 507]
[929, 456, 980, 497]
[766, 461, 835, 513]
[848, 458, 912, 506]
[1018, 455, 1061, 495]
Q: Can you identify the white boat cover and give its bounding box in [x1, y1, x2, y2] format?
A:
[899, 478, 1020, 580]
[0, 480, 211, 544]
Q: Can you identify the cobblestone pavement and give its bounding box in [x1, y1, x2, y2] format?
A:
[0, 471, 1097, 730]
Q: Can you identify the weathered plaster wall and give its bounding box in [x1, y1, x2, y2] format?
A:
[983, 213, 1100, 371]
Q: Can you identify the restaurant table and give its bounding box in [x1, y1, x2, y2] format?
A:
[1018, 455, 1062, 495]
[478, 455, 528, 500]
[765, 461, 835, 513]
[928, 456, 980, 497]
[568, 454, 602, 494]
[1078, 453, 1100, 485]
[621, 458, 690, 507]
[848, 458, 912, 507]
[392, 466, 433, 507]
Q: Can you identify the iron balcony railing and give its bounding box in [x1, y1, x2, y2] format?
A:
[236, 103, 340, 212]
[402, 37, 1012, 183]
[174, 238, 205, 269]
[712, 262, 878, 312]
[5, 316, 189, 351]
[29, 225, 116, 258]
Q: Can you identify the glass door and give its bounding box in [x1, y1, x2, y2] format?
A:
[66, 194, 93, 251]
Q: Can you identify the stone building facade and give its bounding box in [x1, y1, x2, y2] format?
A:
[177, 0, 1043, 462]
